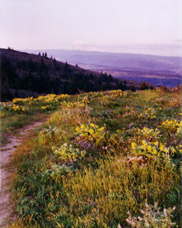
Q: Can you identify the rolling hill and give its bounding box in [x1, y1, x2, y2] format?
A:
[0, 48, 147, 101]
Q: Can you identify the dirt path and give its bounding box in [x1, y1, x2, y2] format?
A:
[0, 118, 49, 228]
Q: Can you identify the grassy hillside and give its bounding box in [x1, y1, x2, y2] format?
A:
[0, 48, 147, 101]
[2, 88, 181, 227]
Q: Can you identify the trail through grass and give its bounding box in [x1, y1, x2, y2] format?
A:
[0, 117, 49, 228]
[2, 89, 181, 227]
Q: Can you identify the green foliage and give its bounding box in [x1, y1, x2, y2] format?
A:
[42, 164, 73, 180]
[52, 143, 86, 163]
[131, 140, 176, 158]
[160, 119, 181, 135]
[135, 127, 160, 141]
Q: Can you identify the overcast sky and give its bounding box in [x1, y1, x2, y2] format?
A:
[0, 0, 181, 56]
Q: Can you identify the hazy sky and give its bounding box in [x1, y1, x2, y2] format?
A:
[0, 0, 181, 56]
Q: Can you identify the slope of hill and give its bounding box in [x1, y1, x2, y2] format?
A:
[2, 89, 181, 227]
[26, 49, 182, 87]
[0, 48, 147, 101]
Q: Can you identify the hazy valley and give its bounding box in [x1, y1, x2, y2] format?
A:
[26, 49, 182, 87]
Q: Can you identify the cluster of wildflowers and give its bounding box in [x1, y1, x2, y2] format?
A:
[10, 94, 70, 107]
[80, 96, 90, 104]
[160, 119, 182, 134]
[12, 97, 34, 105]
[52, 143, 86, 163]
[136, 127, 160, 140]
[105, 90, 123, 97]
[36, 94, 56, 103]
[55, 94, 70, 100]
[138, 108, 156, 120]
[87, 91, 103, 98]
[36, 94, 70, 103]
[131, 140, 176, 158]
[176, 145, 182, 153]
[3, 104, 26, 113]
[2, 94, 71, 115]
[35, 94, 70, 112]
[60, 99, 88, 109]
[75, 123, 107, 147]
[41, 105, 54, 111]
[41, 105, 48, 110]
[37, 94, 69, 111]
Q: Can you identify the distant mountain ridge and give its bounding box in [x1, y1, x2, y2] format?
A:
[25, 49, 182, 87]
[0, 48, 147, 101]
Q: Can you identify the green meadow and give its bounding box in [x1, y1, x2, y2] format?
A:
[1, 88, 181, 228]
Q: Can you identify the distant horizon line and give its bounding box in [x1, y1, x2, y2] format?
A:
[21, 47, 181, 59]
[1, 45, 181, 58]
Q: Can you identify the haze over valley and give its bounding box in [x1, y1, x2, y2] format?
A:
[26, 49, 182, 87]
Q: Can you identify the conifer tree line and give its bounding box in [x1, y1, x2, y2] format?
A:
[1, 53, 153, 101]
